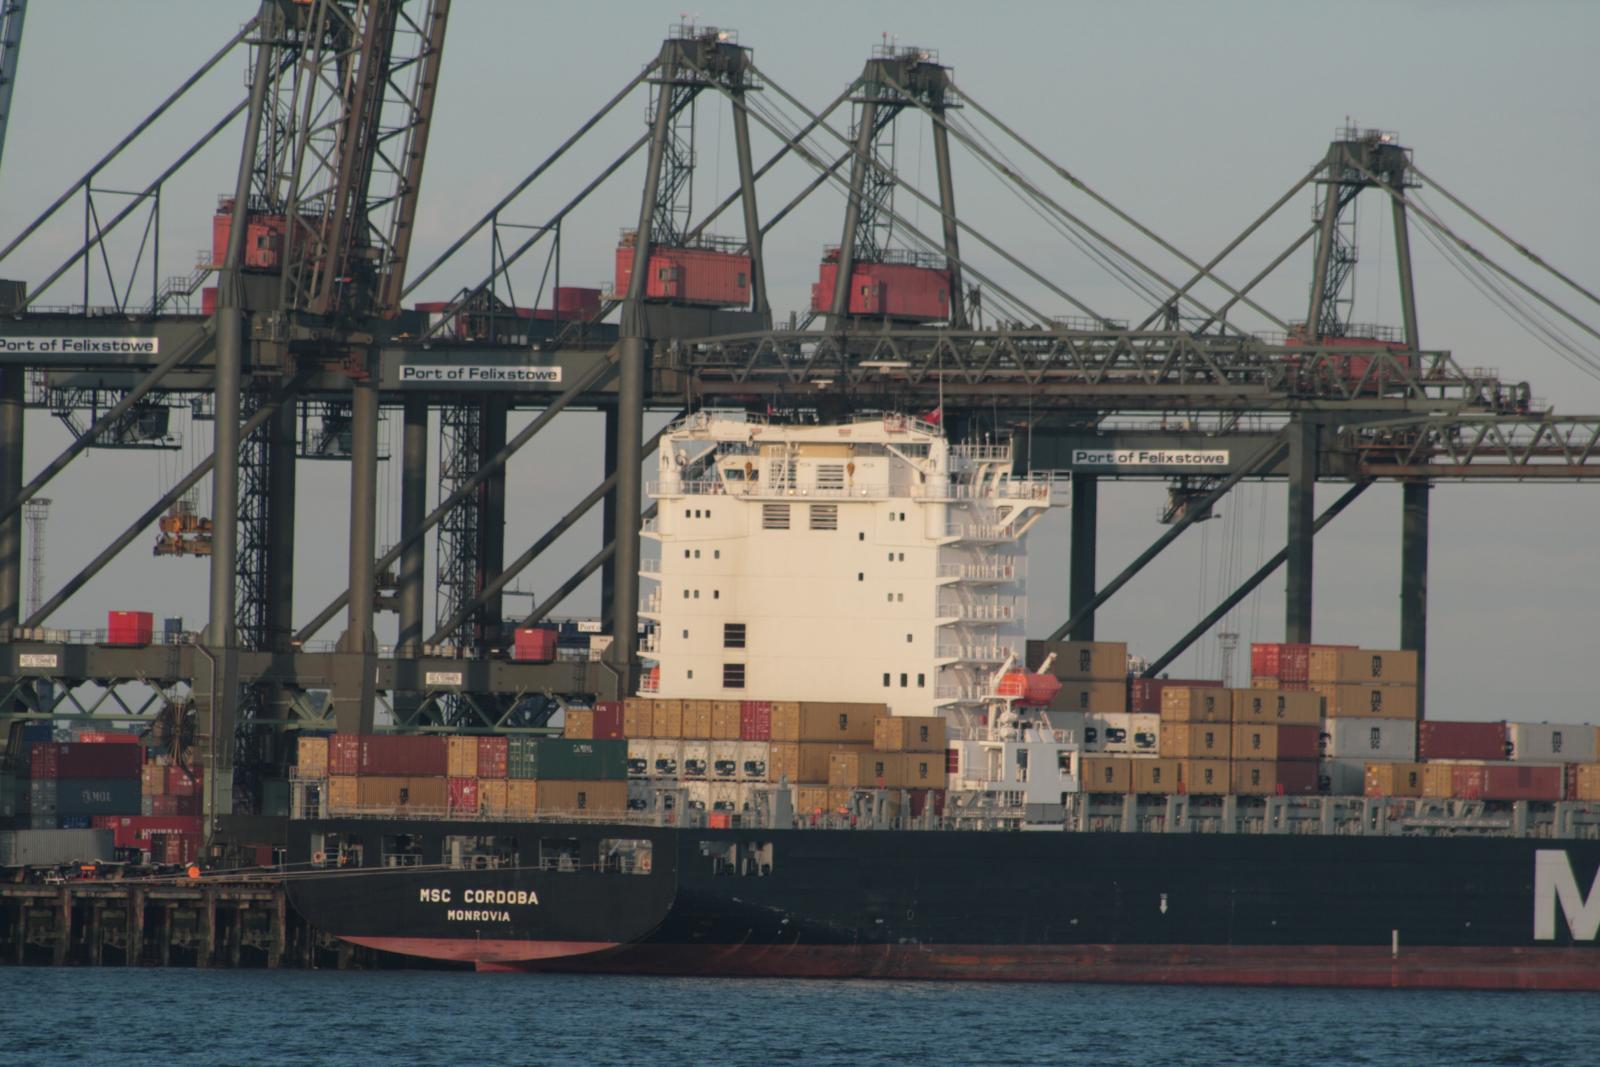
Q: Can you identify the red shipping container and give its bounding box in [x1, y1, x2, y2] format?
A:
[149, 795, 200, 816]
[1419, 721, 1508, 762]
[201, 286, 218, 316]
[810, 258, 952, 321]
[1452, 763, 1488, 800]
[166, 765, 202, 797]
[1276, 724, 1322, 761]
[357, 735, 448, 777]
[592, 701, 626, 740]
[330, 734, 361, 776]
[77, 732, 140, 744]
[476, 736, 509, 779]
[739, 701, 772, 741]
[1480, 764, 1563, 802]
[447, 777, 479, 815]
[908, 789, 946, 818]
[1274, 761, 1322, 796]
[614, 241, 751, 307]
[553, 286, 601, 316]
[152, 832, 200, 866]
[106, 610, 154, 647]
[96, 815, 203, 850]
[1128, 678, 1223, 714]
[30, 742, 143, 780]
[511, 627, 558, 663]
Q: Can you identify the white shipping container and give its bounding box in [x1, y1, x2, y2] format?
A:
[1324, 717, 1417, 761]
[680, 740, 710, 779]
[709, 741, 741, 780]
[648, 740, 682, 779]
[737, 741, 770, 782]
[626, 779, 655, 812]
[626, 739, 652, 779]
[1323, 757, 1367, 796]
[709, 782, 743, 813]
[0, 828, 114, 866]
[1083, 712, 1159, 754]
[1508, 721, 1597, 764]
[683, 780, 711, 813]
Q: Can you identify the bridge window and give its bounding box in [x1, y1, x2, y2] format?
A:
[723, 623, 746, 649]
[723, 663, 746, 689]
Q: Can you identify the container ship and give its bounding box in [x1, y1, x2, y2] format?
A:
[220, 414, 1600, 986]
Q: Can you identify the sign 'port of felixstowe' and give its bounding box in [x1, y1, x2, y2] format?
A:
[1072, 449, 1229, 468]
[399, 363, 562, 385]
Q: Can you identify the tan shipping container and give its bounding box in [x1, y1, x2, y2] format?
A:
[1365, 762, 1425, 798]
[682, 700, 713, 739]
[1250, 676, 1280, 690]
[1027, 639, 1128, 680]
[1080, 756, 1132, 794]
[1315, 683, 1418, 720]
[902, 752, 942, 788]
[874, 715, 947, 752]
[1161, 686, 1230, 723]
[623, 698, 653, 738]
[826, 787, 855, 811]
[1049, 681, 1129, 715]
[326, 775, 358, 814]
[769, 742, 842, 784]
[1231, 688, 1321, 726]
[534, 779, 626, 815]
[479, 777, 509, 817]
[1421, 763, 1456, 798]
[1232, 724, 1279, 761]
[1230, 760, 1278, 795]
[795, 786, 833, 813]
[651, 699, 684, 740]
[1182, 759, 1230, 795]
[1132, 758, 1183, 794]
[1308, 647, 1418, 686]
[829, 750, 903, 788]
[447, 735, 480, 777]
[771, 702, 879, 743]
[356, 776, 447, 812]
[1573, 763, 1600, 802]
[505, 779, 538, 817]
[1159, 723, 1232, 759]
[564, 709, 595, 741]
[297, 736, 329, 778]
[710, 701, 742, 740]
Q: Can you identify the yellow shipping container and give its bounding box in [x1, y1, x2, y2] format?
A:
[1231, 689, 1321, 725]
[297, 736, 329, 778]
[1182, 759, 1230, 795]
[326, 775, 358, 814]
[1230, 760, 1278, 795]
[1027, 639, 1128, 679]
[1080, 756, 1132, 794]
[534, 779, 626, 815]
[564, 709, 595, 741]
[505, 779, 538, 817]
[651, 699, 684, 740]
[874, 715, 947, 752]
[1421, 763, 1455, 798]
[1231, 724, 1279, 761]
[771, 703, 879, 743]
[1365, 762, 1425, 798]
[1132, 758, 1183, 794]
[682, 700, 713, 740]
[1308, 647, 1418, 686]
[829, 750, 903, 788]
[1250, 676, 1280, 690]
[826, 787, 855, 811]
[1159, 723, 1232, 759]
[447, 736, 479, 777]
[479, 778, 509, 817]
[1049, 682, 1129, 715]
[901, 752, 942, 788]
[769, 742, 843, 783]
[1315, 683, 1418, 720]
[1161, 687, 1230, 723]
[356, 776, 447, 812]
[795, 786, 833, 813]
[623, 698, 653, 738]
[1573, 764, 1600, 802]
[710, 702, 742, 740]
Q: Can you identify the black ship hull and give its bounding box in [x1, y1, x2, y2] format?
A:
[283, 819, 1600, 989]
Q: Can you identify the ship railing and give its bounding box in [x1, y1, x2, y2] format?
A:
[936, 596, 1019, 622]
[942, 522, 1015, 543]
[641, 592, 662, 614]
[642, 516, 659, 534]
[951, 443, 1013, 463]
[935, 561, 1021, 582]
[934, 683, 987, 700]
[934, 643, 1011, 662]
[639, 557, 660, 575]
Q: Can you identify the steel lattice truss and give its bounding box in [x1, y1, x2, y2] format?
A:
[1342, 414, 1600, 479]
[665, 327, 1532, 412]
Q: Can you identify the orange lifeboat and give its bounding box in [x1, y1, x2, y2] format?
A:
[996, 671, 1061, 707]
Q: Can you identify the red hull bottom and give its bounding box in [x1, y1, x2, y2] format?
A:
[344, 937, 1600, 991]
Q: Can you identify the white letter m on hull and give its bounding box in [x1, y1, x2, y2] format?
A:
[1534, 851, 1600, 941]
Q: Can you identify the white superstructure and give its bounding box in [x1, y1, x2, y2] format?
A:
[640, 411, 1056, 717]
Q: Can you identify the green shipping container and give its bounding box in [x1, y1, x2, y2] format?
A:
[506, 738, 628, 781]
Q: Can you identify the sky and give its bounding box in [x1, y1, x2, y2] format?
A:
[2, 1, 1598, 723]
